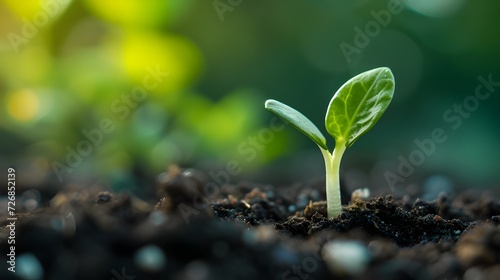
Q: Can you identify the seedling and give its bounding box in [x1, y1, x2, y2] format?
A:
[265, 67, 395, 218]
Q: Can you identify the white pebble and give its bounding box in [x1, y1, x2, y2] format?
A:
[322, 240, 371, 275]
[134, 245, 167, 273]
[17, 253, 44, 280]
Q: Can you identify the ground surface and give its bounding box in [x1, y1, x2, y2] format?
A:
[1, 166, 500, 280]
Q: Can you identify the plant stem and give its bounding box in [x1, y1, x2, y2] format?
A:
[321, 143, 346, 218]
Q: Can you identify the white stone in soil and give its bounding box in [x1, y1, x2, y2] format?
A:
[322, 240, 371, 275]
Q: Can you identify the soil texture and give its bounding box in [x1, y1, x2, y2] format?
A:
[1, 166, 500, 280]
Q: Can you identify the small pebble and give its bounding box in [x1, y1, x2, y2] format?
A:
[148, 211, 168, 226]
[296, 193, 308, 208]
[310, 190, 320, 200]
[242, 230, 258, 246]
[134, 245, 167, 273]
[322, 240, 371, 275]
[157, 172, 170, 184]
[253, 226, 276, 242]
[21, 190, 41, 211]
[423, 175, 453, 201]
[17, 253, 44, 280]
[266, 190, 275, 199]
[351, 188, 370, 203]
[272, 246, 299, 265]
[242, 226, 276, 245]
[24, 199, 39, 211]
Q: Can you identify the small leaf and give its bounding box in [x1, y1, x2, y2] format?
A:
[265, 99, 328, 150]
[325, 67, 395, 148]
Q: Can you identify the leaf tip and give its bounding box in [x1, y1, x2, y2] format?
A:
[264, 99, 276, 110]
[376, 67, 394, 80]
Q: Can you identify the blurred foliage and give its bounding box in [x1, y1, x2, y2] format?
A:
[0, 0, 499, 189]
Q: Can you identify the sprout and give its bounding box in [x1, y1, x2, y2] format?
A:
[265, 67, 395, 218]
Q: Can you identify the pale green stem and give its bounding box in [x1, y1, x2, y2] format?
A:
[320, 143, 346, 218]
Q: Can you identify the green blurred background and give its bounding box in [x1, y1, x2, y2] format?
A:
[0, 0, 499, 193]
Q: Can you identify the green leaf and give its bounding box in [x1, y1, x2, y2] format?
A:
[265, 99, 328, 150]
[325, 67, 395, 148]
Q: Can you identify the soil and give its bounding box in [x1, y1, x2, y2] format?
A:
[2, 166, 500, 280]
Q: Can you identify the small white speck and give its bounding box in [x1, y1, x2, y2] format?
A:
[17, 253, 44, 280]
[134, 245, 166, 272]
[322, 240, 370, 275]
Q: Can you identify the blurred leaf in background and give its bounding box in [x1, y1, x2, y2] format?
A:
[0, 0, 499, 192]
[0, 0, 280, 192]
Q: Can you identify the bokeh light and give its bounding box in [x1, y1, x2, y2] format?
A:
[7, 90, 40, 122]
[0, 0, 498, 190]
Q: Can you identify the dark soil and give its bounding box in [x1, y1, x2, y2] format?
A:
[2, 166, 500, 280]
